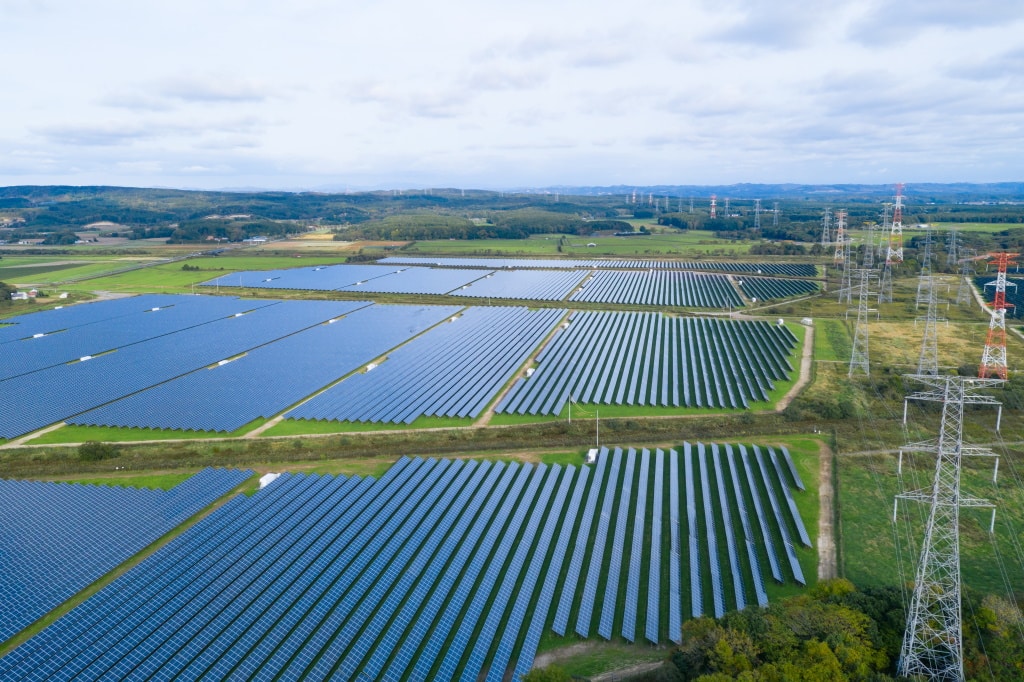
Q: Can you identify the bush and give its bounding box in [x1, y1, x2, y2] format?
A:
[78, 441, 119, 461]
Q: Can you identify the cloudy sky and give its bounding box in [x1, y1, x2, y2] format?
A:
[1, 0, 1022, 190]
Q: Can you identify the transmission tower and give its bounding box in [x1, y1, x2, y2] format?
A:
[821, 208, 833, 248]
[863, 222, 876, 269]
[946, 228, 959, 266]
[886, 183, 905, 265]
[709, 195, 717, 219]
[689, 197, 694, 214]
[979, 252, 1019, 380]
[772, 202, 780, 227]
[754, 199, 762, 230]
[916, 228, 935, 308]
[833, 210, 847, 263]
[897, 375, 1003, 681]
[916, 277, 944, 376]
[848, 268, 875, 376]
[955, 252, 974, 306]
[724, 197, 730, 216]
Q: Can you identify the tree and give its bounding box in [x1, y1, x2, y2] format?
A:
[0, 280, 15, 301]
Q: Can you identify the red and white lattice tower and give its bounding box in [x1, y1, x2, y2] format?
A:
[979, 252, 1018, 380]
[709, 195, 717, 219]
[886, 183, 905, 265]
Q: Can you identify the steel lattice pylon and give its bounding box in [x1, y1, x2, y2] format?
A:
[955, 254, 974, 306]
[916, 227, 935, 309]
[821, 207, 832, 248]
[917, 277, 944, 376]
[897, 376, 1002, 682]
[848, 268, 875, 376]
[979, 252, 1018, 380]
[879, 260, 894, 304]
[886, 183, 905, 265]
[834, 209, 847, 264]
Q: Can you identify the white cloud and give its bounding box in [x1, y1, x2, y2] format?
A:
[0, 0, 1021, 187]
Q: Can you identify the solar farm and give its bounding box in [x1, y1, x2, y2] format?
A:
[0, 288, 805, 438]
[0, 445, 812, 681]
[200, 260, 819, 306]
[0, 248, 830, 679]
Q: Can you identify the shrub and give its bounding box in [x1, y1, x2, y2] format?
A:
[78, 441, 119, 461]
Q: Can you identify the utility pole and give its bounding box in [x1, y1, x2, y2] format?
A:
[848, 268, 875, 376]
[897, 375, 1003, 681]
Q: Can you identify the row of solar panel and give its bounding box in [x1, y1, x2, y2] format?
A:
[0, 299, 799, 439]
[0, 468, 252, 644]
[2, 445, 808, 680]
[71, 304, 459, 433]
[289, 307, 564, 424]
[738, 276, 820, 302]
[497, 312, 798, 415]
[378, 256, 819, 277]
[570, 269, 744, 308]
[200, 262, 817, 304]
[0, 298, 366, 439]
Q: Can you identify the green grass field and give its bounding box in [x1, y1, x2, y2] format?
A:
[58, 255, 350, 294]
[26, 421, 264, 444]
[838, 451, 1024, 599]
[398, 231, 759, 258]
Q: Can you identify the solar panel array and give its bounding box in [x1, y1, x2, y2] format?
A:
[70, 304, 459, 432]
[201, 263, 405, 290]
[200, 258, 816, 307]
[0, 468, 251, 644]
[0, 298, 366, 439]
[451, 268, 589, 301]
[738, 276, 820, 301]
[288, 307, 564, 424]
[570, 269, 743, 308]
[1, 445, 809, 679]
[497, 312, 798, 416]
[378, 256, 818, 277]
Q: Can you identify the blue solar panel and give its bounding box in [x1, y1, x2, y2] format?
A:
[739, 445, 784, 583]
[754, 447, 806, 585]
[71, 303, 456, 432]
[497, 313, 797, 416]
[0, 444, 816, 678]
[0, 468, 250, 648]
[0, 299, 362, 438]
[0, 295, 278, 382]
[290, 307, 563, 425]
[712, 444, 745, 611]
[511, 465, 587, 679]
[552, 448, 608, 636]
[462, 465, 560, 681]
[377, 256, 818, 277]
[668, 448, 683, 644]
[622, 448, 650, 643]
[576, 448, 621, 637]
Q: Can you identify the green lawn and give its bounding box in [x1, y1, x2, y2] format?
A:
[261, 415, 475, 436]
[398, 231, 762, 258]
[60, 255, 350, 294]
[27, 421, 264, 444]
[838, 451, 1024, 597]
